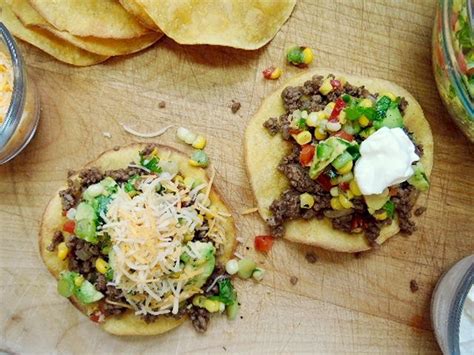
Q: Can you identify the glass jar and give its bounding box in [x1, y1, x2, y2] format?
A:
[0, 23, 40, 164]
[431, 255, 474, 354]
[433, 0, 474, 142]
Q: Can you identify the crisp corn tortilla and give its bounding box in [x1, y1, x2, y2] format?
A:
[136, 0, 296, 50]
[39, 144, 237, 336]
[11, 0, 162, 57]
[245, 69, 434, 253]
[29, 0, 151, 39]
[119, 0, 160, 31]
[0, 0, 108, 66]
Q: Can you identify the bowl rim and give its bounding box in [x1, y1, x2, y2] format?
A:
[0, 23, 26, 151]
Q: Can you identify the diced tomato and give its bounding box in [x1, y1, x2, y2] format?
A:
[329, 98, 346, 122]
[316, 174, 332, 191]
[334, 130, 354, 142]
[262, 66, 275, 79]
[89, 310, 104, 323]
[63, 220, 76, 234]
[289, 128, 302, 135]
[254, 235, 274, 253]
[330, 79, 341, 90]
[351, 216, 365, 233]
[299, 144, 315, 166]
[339, 182, 350, 191]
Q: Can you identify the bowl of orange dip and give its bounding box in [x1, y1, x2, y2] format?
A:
[0, 23, 39, 164]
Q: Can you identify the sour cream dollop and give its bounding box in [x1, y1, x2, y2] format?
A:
[354, 127, 419, 195]
[460, 285, 474, 355]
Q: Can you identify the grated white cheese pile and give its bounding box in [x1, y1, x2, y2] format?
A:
[99, 172, 226, 316]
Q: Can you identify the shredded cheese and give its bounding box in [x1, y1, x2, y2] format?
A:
[102, 172, 228, 316]
[241, 207, 258, 215]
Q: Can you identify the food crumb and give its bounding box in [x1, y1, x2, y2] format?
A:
[410, 279, 419, 293]
[230, 100, 241, 114]
[102, 131, 112, 139]
[158, 101, 166, 108]
[113, 146, 120, 151]
[240, 316, 243, 319]
[290, 276, 298, 285]
[414, 207, 427, 217]
[305, 251, 318, 264]
[223, 347, 227, 351]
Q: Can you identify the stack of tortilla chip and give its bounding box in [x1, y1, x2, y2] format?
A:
[0, 0, 296, 66]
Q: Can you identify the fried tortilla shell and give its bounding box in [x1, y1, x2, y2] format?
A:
[0, 0, 108, 66]
[244, 69, 434, 252]
[136, 0, 296, 50]
[39, 144, 237, 335]
[29, 0, 151, 39]
[118, 0, 160, 31]
[12, 0, 162, 57]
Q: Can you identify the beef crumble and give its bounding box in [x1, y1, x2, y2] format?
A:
[47, 231, 64, 252]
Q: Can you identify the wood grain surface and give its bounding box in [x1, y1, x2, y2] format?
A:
[1, 0, 473, 353]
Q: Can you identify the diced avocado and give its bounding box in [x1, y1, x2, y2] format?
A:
[93, 195, 112, 221]
[75, 219, 98, 244]
[184, 241, 216, 288]
[332, 151, 353, 170]
[309, 137, 351, 179]
[75, 202, 96, 221]
[374, 106, 404, 129]
[408, 163, 430, 191]
[75, 280, 104, 304]
[237, 258, 257, 279]
[317, 143, 333, 160]
[58, 271, 77, 297]
[359, 126, 376, 139]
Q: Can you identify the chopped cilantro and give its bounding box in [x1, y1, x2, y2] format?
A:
[383, 200, 395, 219]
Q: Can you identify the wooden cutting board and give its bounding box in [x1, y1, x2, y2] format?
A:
[1, 0, 473, 353]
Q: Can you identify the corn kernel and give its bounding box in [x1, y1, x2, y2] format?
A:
[300, 193, 315, 209]
[177, 127, 196, 145]
[359, 98, 373, 108]
[349, 180, 362, 196]
[358, 115, 370, 127]
[338, 111, 347, 124]
[174, 175, 184, 184]
[184, 176, 195, 189]
[330, 187, 339, 197]
[302, 47, 314, 64]
[193, 295, 206, 307]
[189, 159, 200, 167]
[57, 242, 69, 260]
[317, 111, 329, 120]
[346, 190, 354, 200]
[314, 128, 327, 140]
[374, 211, 388, 220]
[379, 92, 397, 101]
[196, 214, 204, 226]
[319, 79, 333, 95]
[192, 135, 206, 149]
[74, 275, 85, 287]
[295, 131, 312, 145]
[184, 233, 194, 242]
[338, 194, 354, 209]
[306, 112, 318, 127]
[337, 76, 347, 86]
[301, 111, 308, 119]
[270, 67, 282, 79]
[337, 160, 353, 175]
[330, 197, 343, 210]
[95, 257, 109, 274]
[325, 102, 336, 111]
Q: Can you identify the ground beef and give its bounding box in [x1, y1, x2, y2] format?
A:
[230, 100, 241, 114]
[79, 168, 104, 187]
[187, 306, 210, 333]
[414, 206, 427, 216]
[305, 251, 318, 263]
[59, 187, 81, 211]
[47, 231, 64, 252]
[331, 214, 353, 233]
[281, 86, 303, 112]
[343, 83, 369, 98]
[415, 144, 424, 158]
[263, 117, 280, 135]
[140, 144, 158, 157]
[267, 190, 301, 237]
[66, 237, 101, 278]
[203, 266, 226, 296]
[278, 163, 321, 194]
[95, 274, 107, 293]
[393, 183, 417, 234]
[399, 97, 408, 115]
[103, 166, 144, 183]
[102, 286, 128, 317]
[410, 279, 419, 293]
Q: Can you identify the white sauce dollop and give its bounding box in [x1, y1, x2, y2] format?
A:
[460, 285, 474, 355]
[354, 127, 419, 195]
